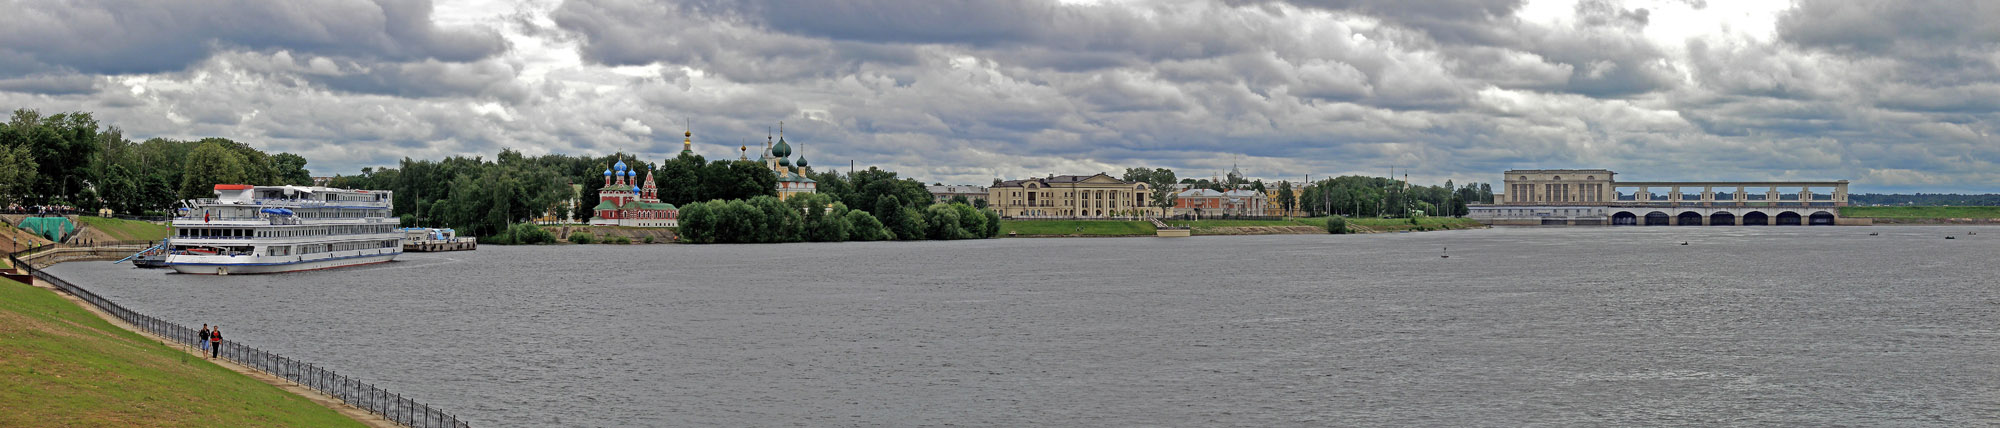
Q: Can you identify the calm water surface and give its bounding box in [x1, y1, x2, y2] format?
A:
[50, 226, 2000, 427]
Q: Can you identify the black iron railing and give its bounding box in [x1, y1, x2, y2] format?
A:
[7, 252, 472, 428]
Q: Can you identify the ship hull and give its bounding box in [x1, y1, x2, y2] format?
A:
[168, 252, 400, 275]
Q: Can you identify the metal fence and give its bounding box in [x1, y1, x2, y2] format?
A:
[8, 253, 472, 428]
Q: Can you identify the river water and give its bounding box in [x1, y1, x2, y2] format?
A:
[49, 226, 2000, 427]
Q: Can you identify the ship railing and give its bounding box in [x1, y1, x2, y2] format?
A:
[6, 250, 473, 428]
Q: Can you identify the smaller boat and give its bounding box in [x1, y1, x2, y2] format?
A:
[1868, 232, 1879, 236]
[116, 241, 173, 269]
[1440, 247, 1449, 259]
[1945, 236, 1956, 240]
[1680, 241, 1689, 246]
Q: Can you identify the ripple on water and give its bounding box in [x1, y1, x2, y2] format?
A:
[46, 226, 2000, 427]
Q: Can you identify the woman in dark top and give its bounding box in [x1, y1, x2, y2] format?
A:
[209, 327, 222, 359]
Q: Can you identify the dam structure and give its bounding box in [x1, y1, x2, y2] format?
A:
[1469, 169, 1865, 226]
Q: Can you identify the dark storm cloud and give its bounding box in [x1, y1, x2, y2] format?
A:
[0, 0, 506, 78]
[1778, 0, 2000, 59]
[0, 74, 100, 95]
[309, 60, 530, 101]
[1228, 0, 1527, 44]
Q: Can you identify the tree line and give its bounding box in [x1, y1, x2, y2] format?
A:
[677, 193, 1000, 243]
[0, 109, 312, 215]
[1120, 165, 1494, 218]
[1849, 193, 2000, 206]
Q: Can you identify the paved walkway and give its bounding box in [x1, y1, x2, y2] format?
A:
[29, 277, 402, 428]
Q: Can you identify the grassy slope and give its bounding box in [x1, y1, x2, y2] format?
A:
[999, 220, 1156, 236]
[0, 279, 365, 428]
[76, 216, 172, 242]
[1840, 206, 2000, 219]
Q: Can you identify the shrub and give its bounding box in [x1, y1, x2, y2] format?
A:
[567, 232, 596, 244]
[643, 236, 655, 244]
[1326, 216, 1349, 234]
[952, 203, 986, 239]
[677, 201, 714, 243]
[490, 223, 553, 245]
[924, 203, 965, 240]
[982, 208, 1001, 237]
[609, 236, 631, 244]
[846, 210, 890, 241]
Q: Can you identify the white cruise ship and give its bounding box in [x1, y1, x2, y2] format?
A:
[164, 184, 402, 275]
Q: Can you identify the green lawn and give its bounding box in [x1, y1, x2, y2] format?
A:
[1840, 206, 2000, 219]
[999, 220, 1156, 236]
[76, 216, 172, 242]
[0, 279, 366, 428]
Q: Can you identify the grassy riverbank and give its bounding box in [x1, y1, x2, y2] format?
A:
[75, 216, 171, 242]
[1840, 206, 2000, 219]
[999, 220, 1156, 236]
[0, 279, 365, 427]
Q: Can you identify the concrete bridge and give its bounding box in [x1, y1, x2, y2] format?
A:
[1468, 169, 1867, 226]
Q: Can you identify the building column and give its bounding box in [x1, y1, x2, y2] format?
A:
[1702, 186, 1714, 204]
[1736, 186, 1747, 204]
[1637, 186, 1648, 203]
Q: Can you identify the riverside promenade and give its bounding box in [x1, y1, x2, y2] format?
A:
[8, 246, 470, 428]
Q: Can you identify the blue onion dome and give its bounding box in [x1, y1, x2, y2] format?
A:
[779, 156, 792, 167]
[603, 169, 612, 176]
[797, 157, 808, 167]
[614, 159, 628, 171]
[772, 136, 792, 158]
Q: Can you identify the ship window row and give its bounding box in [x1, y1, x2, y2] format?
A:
[277, 239, 400, 256]
[179, 224, 397, 238]
[292, 208, 389, 219]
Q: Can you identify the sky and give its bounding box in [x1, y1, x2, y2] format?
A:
[2, 0, 1996, 193]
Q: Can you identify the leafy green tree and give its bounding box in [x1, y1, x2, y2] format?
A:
[270, 153, 313, 185]
[655, 151, 706, 205]
[924, 203, 964, 240]
[1326, 216, 1349, 234]
[982, 208, 1001, 237]
[1277, 181, 1296, 216]
[811, 202, 852, 242]
[895, 205, 928, 241]
[677, 201, 714, 243]
[704, 160, 778, 202]
[0, 143, 36, 206]
[179, 141, 249, 199]
[749, 195, 801, 243]
[845, 209, 890, 241]
[953, 203, 986, 239]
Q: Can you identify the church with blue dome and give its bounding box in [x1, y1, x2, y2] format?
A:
[587, 141, 679, 227]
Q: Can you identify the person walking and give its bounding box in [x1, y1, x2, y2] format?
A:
[198, 324, 211, 354]
[208, 326, 222, 359]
